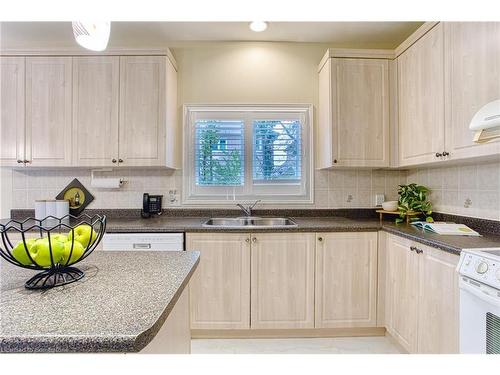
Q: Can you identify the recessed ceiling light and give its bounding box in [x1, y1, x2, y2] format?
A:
[249, 21, 268, 32]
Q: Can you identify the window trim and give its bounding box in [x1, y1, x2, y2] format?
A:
[182, 104, 314, 205]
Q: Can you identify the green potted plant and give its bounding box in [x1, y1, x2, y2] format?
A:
[395, 183, 433, 224]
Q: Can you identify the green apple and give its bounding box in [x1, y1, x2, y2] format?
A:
[29, 238, 65, 268]
[68, 225, 97, 248]
[52, 234, 69, 243]
[61, 241, 85, 265]
[11, 238, 37, 265]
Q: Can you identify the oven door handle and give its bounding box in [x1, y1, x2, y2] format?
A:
[459, 278, 500, 307]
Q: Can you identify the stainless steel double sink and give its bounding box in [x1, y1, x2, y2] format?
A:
[203, 217, 297, 228]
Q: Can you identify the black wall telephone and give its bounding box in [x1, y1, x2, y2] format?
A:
[141, 193, 163, 218]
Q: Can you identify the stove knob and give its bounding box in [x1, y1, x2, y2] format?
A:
[476, 261, 489, 274]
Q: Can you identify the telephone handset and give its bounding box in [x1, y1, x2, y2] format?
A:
[141, 193, 163, 218]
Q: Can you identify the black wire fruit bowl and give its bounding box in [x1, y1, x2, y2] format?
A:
[0, 214, 106, 289]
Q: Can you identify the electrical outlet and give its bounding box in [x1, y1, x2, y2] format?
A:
[168, 189, 180, 206]
[375, 194, 385, 206]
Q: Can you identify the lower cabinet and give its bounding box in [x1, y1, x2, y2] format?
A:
[187, 231, 374, 331]
[315, 232, 378, 328]
[187, 233, 251, 329]
[417, 243, 459, 353]
[250, 233, 315, 329]
[385, 235, 419, 352]
[188, 230, 459, 352]
[385, 233, 459, 353]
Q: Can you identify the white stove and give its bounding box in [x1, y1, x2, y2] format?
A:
[457, 248, 500, 354]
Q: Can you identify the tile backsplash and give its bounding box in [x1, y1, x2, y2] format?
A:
[10, 168, 406, 210]
[11, 169, 182, 211]
[406, 160, 500, 221]
[9, 160, 500, 221]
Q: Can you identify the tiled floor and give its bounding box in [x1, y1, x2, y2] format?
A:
[191, 336, 403, 354]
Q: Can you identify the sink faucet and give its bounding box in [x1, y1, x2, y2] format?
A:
[236, 200, 261, 217]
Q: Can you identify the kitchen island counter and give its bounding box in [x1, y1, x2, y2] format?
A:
[0, 251, 200, 353]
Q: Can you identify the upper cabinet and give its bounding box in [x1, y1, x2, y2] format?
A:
[396, 22, 500, 167]
[444, 22, 500, 160]
[317, 22, 500, 170]
[119, 56, 167, 167]
[317, 51, 391, 169]
[0, 50, 179, 169]
[397, 23, 445, 167]
[72, 56, 120, 167]
[0, 57, 25, 166]
[25, 57, 73, 167]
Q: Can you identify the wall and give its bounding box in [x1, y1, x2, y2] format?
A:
[175, 42, 327, 105]
[406, 160, 500, 221]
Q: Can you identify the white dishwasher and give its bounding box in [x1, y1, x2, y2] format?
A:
[102, 233, 184, 251]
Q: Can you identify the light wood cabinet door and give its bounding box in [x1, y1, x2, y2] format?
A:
[187, 233, 250, 329]
[398, 23, 445, 166]
[417, 243, 459, 354]
[386, 234, 419, 353]
[317, 58, 334, 169]
[315, 232, 378, 328]
[333, 59, 390, 167]
[444, 22, 500, 159]
[250, 233, 315, 329]
[119, 56, 166, 167]
[317, 57, 389, 168]
[72, 56, 119, 167]
[0, 57, 25, 166]
[25, 57, 72, 167]
[165, 57, 180, 169]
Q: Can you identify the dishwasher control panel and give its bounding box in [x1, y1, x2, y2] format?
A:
[102, 233, 184, 251]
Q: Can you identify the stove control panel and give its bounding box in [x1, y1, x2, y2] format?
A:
[458, 249, 500, 289]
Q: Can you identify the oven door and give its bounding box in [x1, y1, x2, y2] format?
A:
[459, 277, 500, 354]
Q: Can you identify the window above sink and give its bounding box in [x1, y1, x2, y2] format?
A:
[183, 104, 313, 204]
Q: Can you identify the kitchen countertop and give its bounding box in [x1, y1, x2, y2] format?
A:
[381, 223, 500, 255]
[3, 213, 500, 256]
[103, 216, 500, 256]
[0, 251, 200, 353]
[104, 215, 381, 233]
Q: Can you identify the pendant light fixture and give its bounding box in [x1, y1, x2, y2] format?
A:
[72, 21, 111, 51]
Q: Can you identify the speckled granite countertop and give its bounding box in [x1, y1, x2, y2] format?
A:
[4, 210, 500, 256]
[104, 216, 381, 233]
[381, 223, 500, 255]
[0, 251, 200, 353]
[101, 216, 500, 256]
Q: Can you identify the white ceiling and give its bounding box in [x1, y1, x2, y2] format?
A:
[0, 22, 423, 49]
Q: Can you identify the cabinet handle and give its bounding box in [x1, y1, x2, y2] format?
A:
[24, 160, 30, 164]
[118, 158, 124, 163]
[112, 159, 117, 163]
[245, 238, 250, 243]
[410, 246, 415, 252]
[17, 159, 23, 164]
[252, 237, 257, 243]
[435, 152, 443, 158]
[442, 151, 450, 157]
[333, 159, 338, 164]
[318, 237, 323, 242]
[415, 248, 423, 254]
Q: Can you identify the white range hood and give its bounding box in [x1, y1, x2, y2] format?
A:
[469, 99, 500, 143]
